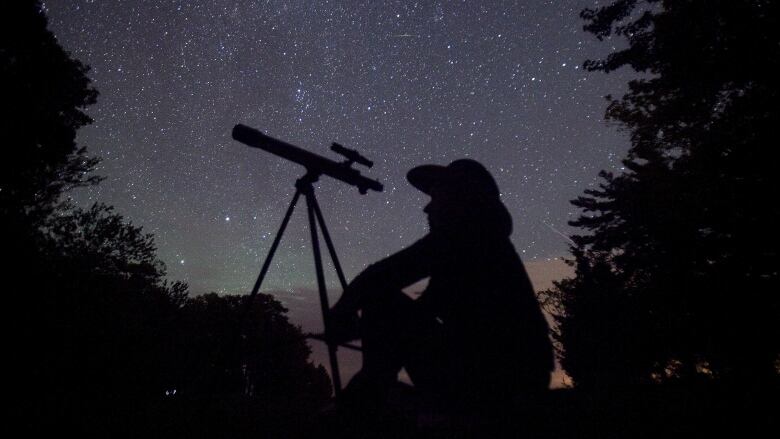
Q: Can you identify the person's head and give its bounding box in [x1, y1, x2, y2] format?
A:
[407, 159, 512, 237]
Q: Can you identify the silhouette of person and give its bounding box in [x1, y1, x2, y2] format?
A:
[329, 159, 553, 413]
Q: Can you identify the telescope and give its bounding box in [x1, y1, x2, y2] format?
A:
[232, 124, 383, 194]
[233, 123, 381, 394]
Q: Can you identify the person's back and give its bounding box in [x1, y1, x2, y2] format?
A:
[418, 230, 552, 409]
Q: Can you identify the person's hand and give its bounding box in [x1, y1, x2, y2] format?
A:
[326, 306, 360, 344]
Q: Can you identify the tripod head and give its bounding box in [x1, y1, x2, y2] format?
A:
[232, 124, 383, 194]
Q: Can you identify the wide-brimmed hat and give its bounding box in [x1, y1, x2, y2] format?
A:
[407, 159, 501, 200]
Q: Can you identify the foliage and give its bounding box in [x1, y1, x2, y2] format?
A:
[18, 204, 331, 434]
[175, 293, 332, 406]
[1, 0, 100, 227]
[543, 0, 779, 389]
[4, 2, 332, 435]
[15, 204, 189, 430]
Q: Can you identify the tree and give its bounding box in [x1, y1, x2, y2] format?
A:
[1, 0, 100, 230]
[175, 293, 332, 407]
[543, 0, 779, 389]
[14, 204, 187, 433]
[4, 3, 331, 435]
[19, 204, 331, 435]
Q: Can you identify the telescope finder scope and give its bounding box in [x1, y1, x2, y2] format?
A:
[331, 143, 373, 168]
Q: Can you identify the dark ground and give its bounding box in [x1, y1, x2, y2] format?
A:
[87, 382, 773, 439]
[306, 383, 778, 439]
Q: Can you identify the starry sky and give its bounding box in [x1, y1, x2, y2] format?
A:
[46, 1, 635, 386]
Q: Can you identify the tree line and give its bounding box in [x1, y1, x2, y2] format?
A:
[541, 0, 778, 390]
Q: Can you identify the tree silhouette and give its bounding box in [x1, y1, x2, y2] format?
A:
[543, 0, 779, 389]
[175, 293, 332, 406]
[4, 3, 332, 436]
[16, 204, 189, 434]
[19, 203, 332, 436]
[1, 0, 100, 231]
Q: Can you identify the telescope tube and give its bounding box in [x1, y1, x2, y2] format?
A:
[232, 124, 383, 194]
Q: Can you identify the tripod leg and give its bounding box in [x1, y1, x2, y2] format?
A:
[310, 194, 349, 290]
[238, 189, 301, 397]
[305, 190, 343, 395]
[247, 190, 301, 301]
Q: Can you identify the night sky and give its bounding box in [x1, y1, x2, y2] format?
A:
[46, 1, 635, 386]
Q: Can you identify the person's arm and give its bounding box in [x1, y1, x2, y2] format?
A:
[330, 234, 435, 314]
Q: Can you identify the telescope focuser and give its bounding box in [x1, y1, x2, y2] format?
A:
[331, 143, 373, 169]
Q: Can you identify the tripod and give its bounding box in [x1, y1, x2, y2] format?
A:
[244, 170, 361, 395]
